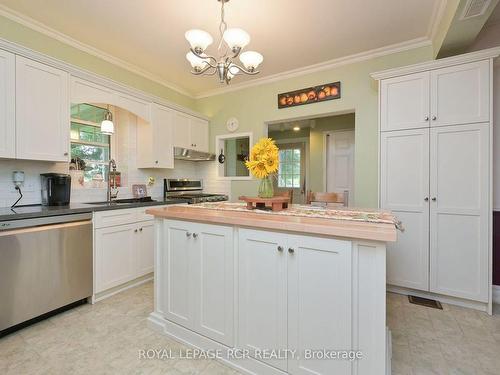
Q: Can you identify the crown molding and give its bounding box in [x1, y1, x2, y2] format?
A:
[193, 37, 432, 99]
[0, 4, 194, 98]
[371, 46, 500, 80]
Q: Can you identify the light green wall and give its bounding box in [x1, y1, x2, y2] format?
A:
[195, 45, 434, 207]
[0, 15, 195, 109]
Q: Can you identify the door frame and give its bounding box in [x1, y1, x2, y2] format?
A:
[322, 129, 355, 196]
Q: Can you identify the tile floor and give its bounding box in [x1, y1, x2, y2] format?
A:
[0, 282, 499, 375]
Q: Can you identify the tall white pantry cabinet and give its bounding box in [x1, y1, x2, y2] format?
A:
[372, 48, 500, 312]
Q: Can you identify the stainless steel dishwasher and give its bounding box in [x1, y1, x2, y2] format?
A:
[0, 213, 93, 333]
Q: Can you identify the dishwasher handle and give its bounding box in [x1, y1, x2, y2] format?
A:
[0, 219, 92, 237]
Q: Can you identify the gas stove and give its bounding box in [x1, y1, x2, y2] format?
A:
[164, 179, 228, 204]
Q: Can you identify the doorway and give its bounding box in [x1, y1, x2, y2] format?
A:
[274, 141, 307, 204]
[325, 130, 355, 202]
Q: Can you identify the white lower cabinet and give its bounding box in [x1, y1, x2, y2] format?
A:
[161, 220, 234, 346]
[94, 206, 162, 295]
[238, 229, 352, 374]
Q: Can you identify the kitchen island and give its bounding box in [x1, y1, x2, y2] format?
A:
[146, 203, 398, 375]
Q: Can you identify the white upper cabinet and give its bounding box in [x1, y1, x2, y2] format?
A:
[116, 92, 151, 122]
[137, 103, 174, 168]
[0, 49, 15, 158]
[430, 61, 489, 127]
[381, 72, 430, 131]
[190, 117, 209, 152]
[380, 129, 430, 291]
[173, 111, 209, 152]
[429, 123, 489, 302]
[16, 56, 69, 161]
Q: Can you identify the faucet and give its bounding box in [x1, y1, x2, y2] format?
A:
[107, 159, 119, 202]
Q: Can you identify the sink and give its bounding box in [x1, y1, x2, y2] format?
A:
[84, 197, 157, 205]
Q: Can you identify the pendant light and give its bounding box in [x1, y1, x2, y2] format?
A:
[101, 106, 114, 135]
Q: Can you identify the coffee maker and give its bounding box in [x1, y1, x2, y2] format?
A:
[40, 173, 71, 206]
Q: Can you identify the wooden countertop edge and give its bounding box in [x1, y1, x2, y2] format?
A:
[146, 206, 397, 242]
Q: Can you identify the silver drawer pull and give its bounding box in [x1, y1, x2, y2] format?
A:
[288, 248, 295, 254]
[186, 232, 192, 237]
[193, 233, 198, 238]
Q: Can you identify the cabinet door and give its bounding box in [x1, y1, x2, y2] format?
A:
[238, 228, 287, 372]
[16, 56, 69, 161]
[430, 60, 489, 127]
[190, 117, 209, 151]
[95, 224, 137, 293]
[0, 49, 15, 158]
[162, 220, 195, 329]
[152, 104, 174, 168]
[380, 72, 430, 131]
[287, 235, 352, 375]
[429, 123, 489, 302]
[136, 221, 154, 277]
[380, 129, 430, 291]
[192, 223, 234, 346]
[173, 111, 191, 149]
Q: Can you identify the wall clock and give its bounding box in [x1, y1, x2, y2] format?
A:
[226, 117, 239, 132]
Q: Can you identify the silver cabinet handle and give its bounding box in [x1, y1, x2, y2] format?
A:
[424, 116, 429, 121]
[277, 246, 283, 252]
[139, 227, 143, 232]
[424, 197, 429, 202]
[63, 152, 68, 156]
[186, 232, 192, 237]
[134, 229, 138, 233]
[432, 116, 437, 121]
[431, 197, 437, 201]
[192, 233, 198, 238]
[288, 248, 295, 254]
[155, 160, 158, 164]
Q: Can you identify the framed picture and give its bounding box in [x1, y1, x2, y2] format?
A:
[132, 184, 148, 198]
[278, 81, 341, 108]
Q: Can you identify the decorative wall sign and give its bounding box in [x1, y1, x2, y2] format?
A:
[278, 81, 341, 108]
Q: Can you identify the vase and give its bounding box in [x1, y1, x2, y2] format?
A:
[258, 176, 274, 198]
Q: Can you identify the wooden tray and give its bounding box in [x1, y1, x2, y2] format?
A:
[239, 196, 290, 211]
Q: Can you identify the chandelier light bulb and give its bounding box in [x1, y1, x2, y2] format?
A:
[239, 51, 263, 71]
[185, 29, 213, 53]
[227, 64, 240, 80]
[101, 109, 114, 135]
[186, 52, 208, 71]
[223, 28, 250, 51]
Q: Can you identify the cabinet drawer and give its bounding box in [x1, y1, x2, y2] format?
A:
[136, 205, 166, 222]
[94, 208, 138, 228]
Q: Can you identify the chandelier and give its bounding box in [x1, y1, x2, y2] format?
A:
[185, 0, 263, 84]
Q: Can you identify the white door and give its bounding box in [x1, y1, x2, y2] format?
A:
[430, 60, 490, 127]
[152, 104, 174, 168]
[0, 49, 15, 158]
[136, 221, 154, 277]
[326, 130, 355, 205]
[429, 123, 489, 302]
[238, 228, 287, 372]
[190, 117, 209, 152]
[192, 223, 234, 346]
[287, 235, 352, 375]
[173, 111, 191, 149]
[16, 56, 69, 161]
[380, 72, 430, 131]
[162, 220, 196, 328]
[380, 129, 430, 291]
[95, 224, 137, 293]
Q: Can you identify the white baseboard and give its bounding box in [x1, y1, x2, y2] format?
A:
[91, 274, 153, 303]
[493, 285, 500, 305]
[387, 285, 489, 312]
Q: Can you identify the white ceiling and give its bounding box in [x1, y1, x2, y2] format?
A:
[0, 0, 443, 97]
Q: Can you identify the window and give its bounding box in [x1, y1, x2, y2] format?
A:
[70, 104, 111, 183]
[278, 148, 301, 188]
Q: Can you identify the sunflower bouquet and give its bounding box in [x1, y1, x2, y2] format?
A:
[245, 138, 279, 198]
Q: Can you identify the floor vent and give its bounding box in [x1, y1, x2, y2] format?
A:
[460, 0, 492, 20]
[408, 295, 443, 309]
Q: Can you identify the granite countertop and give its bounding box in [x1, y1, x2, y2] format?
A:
[0, 198, 188, 221]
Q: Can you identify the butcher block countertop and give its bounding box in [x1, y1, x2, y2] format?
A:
[146, 203, 399, 242]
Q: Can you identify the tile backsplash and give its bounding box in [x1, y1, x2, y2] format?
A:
[0, 108, 230, 208]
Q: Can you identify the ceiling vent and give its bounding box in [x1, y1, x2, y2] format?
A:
[460, 0, 492, 20]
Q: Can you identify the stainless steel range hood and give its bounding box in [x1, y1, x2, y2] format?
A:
[174, 147, 216, 161]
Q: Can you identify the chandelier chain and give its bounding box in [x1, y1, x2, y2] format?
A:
[217, 0, 228, 57]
